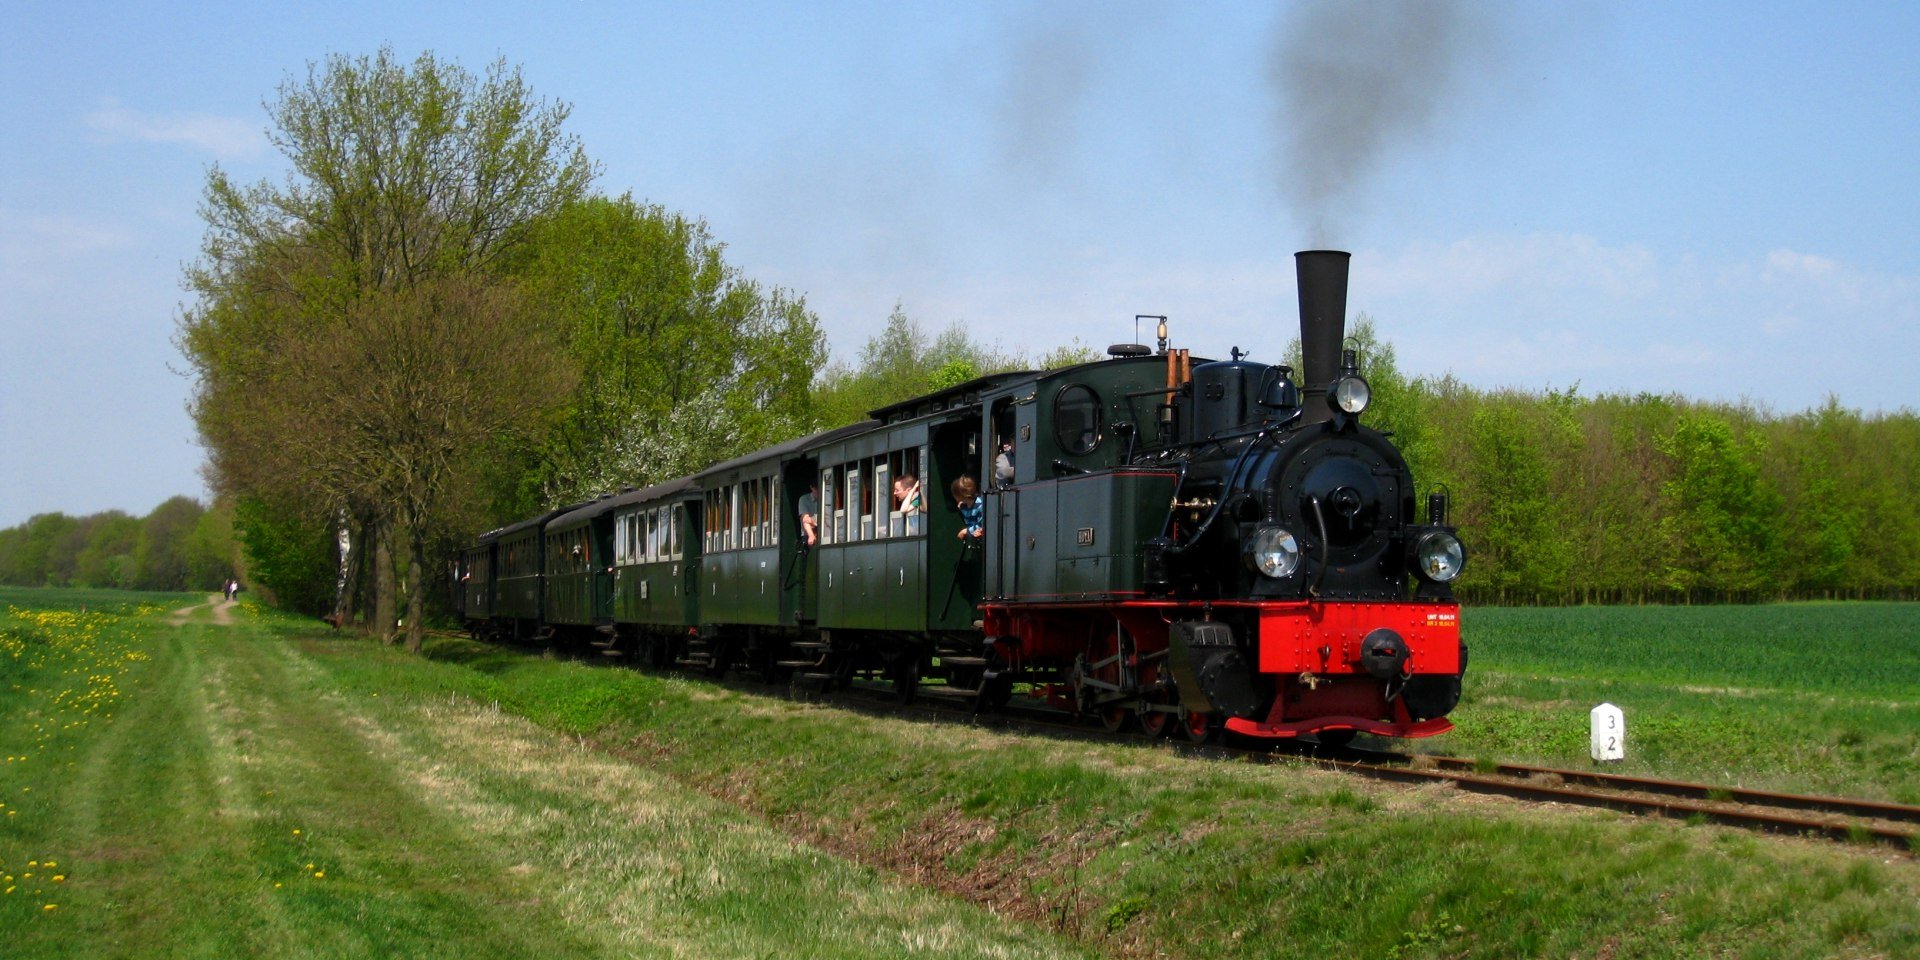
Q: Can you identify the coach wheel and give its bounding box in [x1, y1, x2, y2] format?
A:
[893, 654, 921, 704]
[1177, 710, 1216, 744]
[755, 649, 786, 685]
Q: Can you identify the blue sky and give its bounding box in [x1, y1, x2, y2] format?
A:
[4, 1, 1917, 527]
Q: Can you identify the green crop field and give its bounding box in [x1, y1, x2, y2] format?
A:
[1426, 603, 1920, 803]
[5, 587, 1920, 959]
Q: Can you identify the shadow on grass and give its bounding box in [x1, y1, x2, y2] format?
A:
[422, 636, 531, 675]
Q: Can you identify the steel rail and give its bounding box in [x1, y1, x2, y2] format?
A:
[1320, 759, 1919, 851]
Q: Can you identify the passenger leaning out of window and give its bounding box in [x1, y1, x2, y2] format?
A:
[951, 476, 984, 540]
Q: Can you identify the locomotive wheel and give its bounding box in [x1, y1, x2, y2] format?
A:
[1135, 661, 1173, 737]
[1177, 710, 1216, 744]
[1099, 704, 1131, 733]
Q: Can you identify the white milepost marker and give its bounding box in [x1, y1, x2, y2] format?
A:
[1590, 702, 1625, 762]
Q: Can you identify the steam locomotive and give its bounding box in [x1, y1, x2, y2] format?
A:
[457, 251, 1467, 743]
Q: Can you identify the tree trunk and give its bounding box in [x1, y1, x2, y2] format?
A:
[329, 509, 353, 628]
[405, 531, 426, 654]
[374, 515, 397, 644]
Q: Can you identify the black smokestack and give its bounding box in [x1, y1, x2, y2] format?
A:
[1295, 250, 1350, 422]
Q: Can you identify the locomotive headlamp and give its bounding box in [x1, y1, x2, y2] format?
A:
[1330, 375, 1371, 414]
[1246, 524, 1303, 579]
[1411, 529, 1466, 583]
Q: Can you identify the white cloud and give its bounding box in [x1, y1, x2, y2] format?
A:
[83, 99, 265, 161]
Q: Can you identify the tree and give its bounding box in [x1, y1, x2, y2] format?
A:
[197, 47, 594, 297]
[6, 514, 77, 587]
[183, 502, 240, 589]
[182, 48, 592, 648]
[511, 195, 824, 504]
[1655, 412, 1784, 601]
[132, 497, 206, 591]
[811, 305, 1036, 428]
[1459, 399, 1569, 603]
[73, 512, 141, 588]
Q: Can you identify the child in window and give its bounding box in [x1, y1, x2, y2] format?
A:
[951, 476, 983, 539]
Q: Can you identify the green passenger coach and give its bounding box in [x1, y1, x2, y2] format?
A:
[606, 477, 704, 666]
[544, 496, 618, 633]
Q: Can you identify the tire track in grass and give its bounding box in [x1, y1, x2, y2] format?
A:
[42, 621, 605, 960]
[305, 654, 1098, 960]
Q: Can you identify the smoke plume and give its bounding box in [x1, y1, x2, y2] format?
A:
[1271, 1, 1494, 242]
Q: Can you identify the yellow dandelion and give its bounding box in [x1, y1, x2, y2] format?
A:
[292, 829, 301, 835]
[313, 871, 325, 879]
[274, 882, 283, 889]
[43, 903, 56, 911]
[305, 863, 314, 870]
[52, 875, 64, 883]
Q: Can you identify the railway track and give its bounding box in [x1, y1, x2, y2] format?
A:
[811, 679, 1920, 853]
[1323, 751, 1920, 852]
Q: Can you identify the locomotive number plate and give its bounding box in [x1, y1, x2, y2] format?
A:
[1076, 527, 1095, 546]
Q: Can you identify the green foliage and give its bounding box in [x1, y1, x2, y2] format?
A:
[509, 194, 825, 506]
[1460, 400, 1570, 602]
[182, 502, 239, 588]
[182, 48, 591, 643]
[1655, 412, 1784, 601]
[811, 304, 1054, 428]
[0, 504, 235, 591]
[232, 497, 337, 615]
[132, 496, 206, 591]
[73, 512, 140, 588]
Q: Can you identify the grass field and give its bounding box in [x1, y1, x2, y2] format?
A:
[1430, 603, 1920, 803]
[5, 587, 1919, 959]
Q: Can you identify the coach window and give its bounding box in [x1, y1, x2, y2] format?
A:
[873, 459, 891, 539]
[822, 466, 842, 544]
[708, 492, 718, 553]
[756, 479, 768, 547]
[741, 482, 757, 549]
[844, 464, 864, 542]
[761, 478, 772, 546]
[1055, 384, 1103, 455]
[725, 485, 738, 551]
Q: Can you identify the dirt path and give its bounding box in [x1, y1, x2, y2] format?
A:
[166, 594, 239, 627]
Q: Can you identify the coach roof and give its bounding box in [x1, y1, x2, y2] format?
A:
[693, 420, 880, 483]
